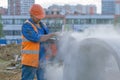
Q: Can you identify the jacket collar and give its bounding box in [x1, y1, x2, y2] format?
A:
[28, 18, 44, 28]
[28, 18, 36, 25]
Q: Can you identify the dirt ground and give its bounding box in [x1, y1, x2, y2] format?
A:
[0, 44, 21, 80]
[0, 44, 120, 80]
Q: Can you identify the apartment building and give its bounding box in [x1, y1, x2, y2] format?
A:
[102, 0, 115, 15]
[1, 14, 114, 41]
[47, 4, 97, 15]
[0, 7, 7, 15]
[20, 0, 35, 15]
[65, 15, 114, 31]
[8, 0, 34, 15]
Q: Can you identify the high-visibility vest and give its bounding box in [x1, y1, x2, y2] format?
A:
[21, 20, 40, 67]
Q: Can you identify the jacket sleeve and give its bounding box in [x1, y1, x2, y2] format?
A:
[22, 23, 41, 42]
[40, 22, 49, 34]
[43, 26, 49, 34]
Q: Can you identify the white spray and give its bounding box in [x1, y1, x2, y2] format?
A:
[45, 25, 120, 80]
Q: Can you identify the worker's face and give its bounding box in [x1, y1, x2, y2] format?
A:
[31, 15, 41, 24]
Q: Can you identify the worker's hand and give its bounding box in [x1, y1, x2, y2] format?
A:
[50, 32, 61, 37]
[55, 32, 60, 36]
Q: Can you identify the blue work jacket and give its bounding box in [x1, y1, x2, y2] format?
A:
[22, 18, 49, 60]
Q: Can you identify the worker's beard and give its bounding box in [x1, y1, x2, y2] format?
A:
[34, 20, 40, 24]
[31, 15, 41, 24]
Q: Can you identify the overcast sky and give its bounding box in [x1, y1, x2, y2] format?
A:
[0, 0, 101, 13]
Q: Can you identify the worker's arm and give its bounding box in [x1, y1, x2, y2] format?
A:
[40, 22, 49, 34]
[22, 23, 41, 42]
[22, 23, 57, 42]
[39, 22, 56, 42]
[40, 33, 56, 42]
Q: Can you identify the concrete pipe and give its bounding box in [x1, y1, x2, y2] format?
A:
[63, 38, 120, 80]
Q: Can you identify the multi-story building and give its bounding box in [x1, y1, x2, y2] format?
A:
[0, 1, 118, 44]
[1, 14, 114, 41]
[8, 0, 21, 15]
[102, 0, 115, 15]
[8, 0, 34, 15]
[86, 5, 97, 15]
[114, 0, 120, 25]
[102, 0, 120, 24]
[65, 15, 114, 31]
[0, 7, 7, 15]
[47, 4, 97, 15]
[1, 15, 28, 40]
[20, 0, 35, 15]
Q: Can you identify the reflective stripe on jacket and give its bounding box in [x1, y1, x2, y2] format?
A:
[21, 20, 40, 67]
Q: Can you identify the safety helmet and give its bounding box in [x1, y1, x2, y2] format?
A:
[29, 4, 45, 19]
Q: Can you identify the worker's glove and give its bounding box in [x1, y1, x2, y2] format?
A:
[54, 32, 60, 36]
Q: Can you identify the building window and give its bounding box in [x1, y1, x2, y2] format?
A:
[2, 19, 13, 24]
[66, 19, 73, 24]
[3, 30, 21, 36]
[2, 19, 25, 25]
[74, 19, 79, 24]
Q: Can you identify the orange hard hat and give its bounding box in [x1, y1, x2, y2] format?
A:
[29, 4, 45, 19]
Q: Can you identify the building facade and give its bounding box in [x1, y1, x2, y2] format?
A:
[0, 0, 118, 44]
[47, 4, 97, 15]
[102, 0, 115, 15]
[20, 0, 35, 15]
[0, 7, 7, 15]
[65, 15, 114, 31]
[8, 0, 21, 15]
[114, 0, 120, 25]
[1, 15, 114, 41]
[8, 0, 34, 15]
[115, 0, 120, 15]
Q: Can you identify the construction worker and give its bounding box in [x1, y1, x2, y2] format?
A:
[21, 4, 58, 80]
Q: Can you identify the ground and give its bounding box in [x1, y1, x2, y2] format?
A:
[0, 44, 120, 80]
[0, 44, 21, 80]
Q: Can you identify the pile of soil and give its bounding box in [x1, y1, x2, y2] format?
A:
[0, 44, 21, 61]
[0, 69, 21, 80]
[0, 44, 21, 80]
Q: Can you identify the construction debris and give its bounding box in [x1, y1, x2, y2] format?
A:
[0, 44, 21, 80]
[0, 44, 21, 60]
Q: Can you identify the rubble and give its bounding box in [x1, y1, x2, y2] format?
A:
[0, 44, 21, 60]
[0, 44, 21, 80]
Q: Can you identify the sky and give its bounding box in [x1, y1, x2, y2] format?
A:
[0, 0, 101, 13]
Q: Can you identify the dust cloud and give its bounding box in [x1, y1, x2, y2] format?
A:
[44, 25, 120, 80]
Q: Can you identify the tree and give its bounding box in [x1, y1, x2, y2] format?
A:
[0, 14, 3, 38]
